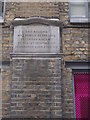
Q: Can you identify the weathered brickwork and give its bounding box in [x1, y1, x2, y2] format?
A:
[2, 27, 13, 61]
[61, 64, 74, 118]
[10, 59, 62, 118]
[4, 2, 60, 23]
[0, 25, 2, 62]
[2, 65, 10, 118]
[62, 28, 88, 61]
[2, 2, 88, 62]
[1, 2, 89, 119]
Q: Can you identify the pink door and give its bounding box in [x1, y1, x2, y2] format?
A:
[74, 72, 90, 119]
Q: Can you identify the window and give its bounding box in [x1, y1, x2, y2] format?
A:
[69, 0, 90, 23]
[0, 0, 5, 23]
[89, 1, 90, 17]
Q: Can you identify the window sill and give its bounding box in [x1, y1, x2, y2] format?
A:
[70, 17, 89, 23]
[0, 17, 4, 23]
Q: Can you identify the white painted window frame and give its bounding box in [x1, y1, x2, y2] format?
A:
[0, 0, 5, 23]
[69, 0, 90, 23]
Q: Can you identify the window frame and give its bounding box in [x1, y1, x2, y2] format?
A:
[88, 1, 90, 21]
[69, 0, 89, 23]
[0, 0, 5, 23]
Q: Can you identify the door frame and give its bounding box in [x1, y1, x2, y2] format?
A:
[72, 69, 89, 118]
[65, 61, 90, 118]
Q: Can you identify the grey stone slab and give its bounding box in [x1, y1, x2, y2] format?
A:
[13, 25, 60, 53]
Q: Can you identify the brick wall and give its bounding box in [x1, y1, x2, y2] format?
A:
[3, 2, 88, 62]
[2, 27, 13, 61]
[0, 25, 2, 119]
[10, 58, 62, 118]
[3, 2, 88, 61]
[2, 65, 10, 118]
[1, 2, 89, 118]
[62, 28, 88, 61]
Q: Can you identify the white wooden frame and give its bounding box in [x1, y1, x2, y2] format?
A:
[69, 0, 89, 23]
[0, 0, 5, 23]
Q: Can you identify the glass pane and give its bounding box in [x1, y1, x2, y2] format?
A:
[0, 1, 2, 16]
[89, 2, 90, 17]
[70, 3, 86, 17]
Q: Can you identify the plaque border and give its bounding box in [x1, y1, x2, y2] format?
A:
[11, 17, 62, 27]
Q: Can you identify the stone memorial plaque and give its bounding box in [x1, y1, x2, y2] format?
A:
[13, 25, 60, 53]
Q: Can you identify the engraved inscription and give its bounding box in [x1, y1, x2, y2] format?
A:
[14, 25, 60, 53]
